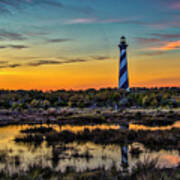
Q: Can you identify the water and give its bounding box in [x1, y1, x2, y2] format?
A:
[0, 122, 179, 175]
[130, 121, 180, 131]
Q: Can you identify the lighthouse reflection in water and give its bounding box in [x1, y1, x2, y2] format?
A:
[120, 122, 129, 170]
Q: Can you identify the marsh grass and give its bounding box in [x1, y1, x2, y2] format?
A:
[131, 156, 158, 175]
[72, 149, 93, 161]
[130, 146, 143, 158]
[0, 159, 179, 180]
[14, 126, 180, 151]
[21, 126, 54, 134]
[14, 134, 44, 146]
[0, 150, 8, 163]
[129, 156, 180, 180]
[134, 119, 175, 127]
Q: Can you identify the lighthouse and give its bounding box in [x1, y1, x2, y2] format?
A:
[118, 36, 129, 91]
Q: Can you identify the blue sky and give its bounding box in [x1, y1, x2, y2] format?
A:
[0, 0, 180, 89]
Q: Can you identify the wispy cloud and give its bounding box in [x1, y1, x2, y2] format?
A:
[140, 40, 180, 53]
[91, 56, 110, 60]
[8, 45, 28, 49]
[146, 21, 180, 29]
[0, 60, 8, 64]
[0, 46, 7, 49]
[27, 58, 87, 67]
[65, 17, 141, 24]
[27, 60, 62, 67]
[152, 40, 180, 51]
[33, 0, 63, 8]
[169, 1, 180, 10]
[135, 37, 162, 44]
[0, 29, 27, 41]
[8, 63, 21, 68]
[136, 35, 180, 55]
[0, 63, 21, 69]
[65, 58, 87, 63]
[0, 45, 29, 49]
[139, 51, 166, 56]
[151, 33, 180, 39]
[46, 38, 73, 43]
[0, 0, 94, 15]
[66, 17, 179, 31]
[0, 0, 63, 9]
[136, 33, 180, 47]
[0, 55, 111, 69]
[65, 18, 97, 24]
[0, 59, 22, 69]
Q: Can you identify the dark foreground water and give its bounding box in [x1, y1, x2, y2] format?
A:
[0, 122, 180, 175]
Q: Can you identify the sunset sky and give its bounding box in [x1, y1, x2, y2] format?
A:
[0, 0, 180, 90]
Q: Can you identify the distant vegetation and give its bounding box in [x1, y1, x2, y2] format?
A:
[0, 87, 180, 109]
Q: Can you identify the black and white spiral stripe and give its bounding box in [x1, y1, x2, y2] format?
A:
[121, 145, 128, 167]
[119, 49, 129, 90]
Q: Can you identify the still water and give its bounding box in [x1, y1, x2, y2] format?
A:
[0, 122, 180, 175]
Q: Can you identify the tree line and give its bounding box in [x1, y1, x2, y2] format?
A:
[0, 87, 180, 109]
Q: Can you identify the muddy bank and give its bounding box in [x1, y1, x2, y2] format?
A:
[0, 108, 179, 126]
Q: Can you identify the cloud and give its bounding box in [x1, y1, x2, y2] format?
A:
[26, 0, 63, 8]
[0, 54, 112, 69]
[136, 36, 180, 54]
[29, 59, 87, 66]
[65, 17, 142, 25]
[154, 40, 180, 51]
[0, 0, 94, 15]
[151, 33, 180, 39]
[8, 45, 28, 49]
[27, 58, 87, 67]
[91, 56, 110, 60]
[0, 0, 63, 9]
[135, 37, 162, 44]
[146, 21, 180, 29]
[0, 44, 29, 49]
[0, 60, 8, 64]
[65, 18, 97, 24]
[27, 60, 62, 67]
[0, 29, 27, 41]
[0, 0, 63, 18]
[136, 34, 180, 51]
[0, 46, 7, 49]
[0, 63, 21, 69]
[169, 1, 180, 10]
[46, 38, 73, 43]
[139, 51, 166, 56]
[65, 17, 179, 31]
[37, 0, 63, 7]
[8, 64, 21, 68]
[141, 40, 180, 52]
[65, 58, 87, 63]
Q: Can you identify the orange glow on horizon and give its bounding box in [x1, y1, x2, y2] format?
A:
[0, 54, 180, 90]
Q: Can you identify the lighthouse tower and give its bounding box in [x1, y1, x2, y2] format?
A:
[118, 36, 129, 91]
